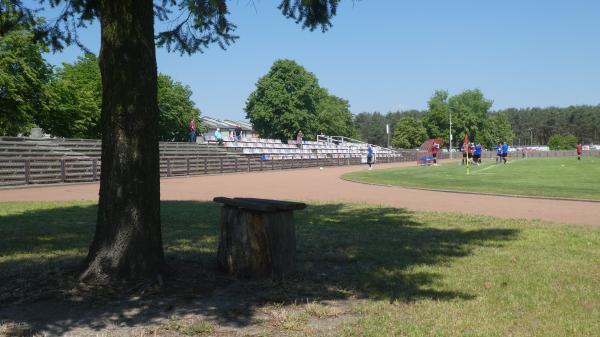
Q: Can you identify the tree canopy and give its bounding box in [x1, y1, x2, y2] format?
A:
[447, 89, 493, 144]
[422, 90, 450, 141]
[36, 53, 202, 140]
[548, 134, 578, 150]
[479, 112, 514, 148]
[246, 59, 354, 141]
[157, 74, 202, 141]
[391, 116, 427, 149]
[42, 52, 101, 138]
[0, 29, 52, 136]
[353, 112, 388, 146]
[354, 110, 425, 147]
[316, 93, 356, 138]
[420, 89, 495, 147]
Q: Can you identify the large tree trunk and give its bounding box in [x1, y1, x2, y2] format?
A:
[80, 0, 164, 283]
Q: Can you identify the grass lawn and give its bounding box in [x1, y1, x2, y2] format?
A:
[1, 200, 599, 336]
[344, 156, 600, 200]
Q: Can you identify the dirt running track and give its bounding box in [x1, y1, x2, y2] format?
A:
[1, 162, 598, 226]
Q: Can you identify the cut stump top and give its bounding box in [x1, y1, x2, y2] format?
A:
[213, 197, 307, 212]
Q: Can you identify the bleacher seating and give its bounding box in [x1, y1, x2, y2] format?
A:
[0, 137, 255, 186]
[0, 135, 412, 186]
[222, 137, 404, 161]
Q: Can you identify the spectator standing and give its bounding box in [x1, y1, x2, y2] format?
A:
[296, 130, 304, 148]
[577, 143, 582, 160]
[431, 143, 439, 165]
[189, 118, 197, 143]
[235, 125, 243, 141]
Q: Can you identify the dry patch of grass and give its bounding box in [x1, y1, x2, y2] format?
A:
[304, 301, 343, 319]
[162, 317, 214, 336]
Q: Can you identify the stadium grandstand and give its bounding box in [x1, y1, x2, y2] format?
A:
[0, 131, 410, 186]
[201, 116, 255, 141]
[221, 135, 401, 161]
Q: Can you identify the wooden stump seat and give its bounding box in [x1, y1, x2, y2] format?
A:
[213, 197, 306, 279]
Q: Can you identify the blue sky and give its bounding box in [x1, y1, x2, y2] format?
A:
[41, 0, 600, 121]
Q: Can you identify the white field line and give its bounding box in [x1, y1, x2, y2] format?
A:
[472, 164, 499, 174]
[470, 158, 524, 174]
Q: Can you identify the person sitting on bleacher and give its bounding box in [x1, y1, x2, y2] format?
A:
[214, 128, 223, 145]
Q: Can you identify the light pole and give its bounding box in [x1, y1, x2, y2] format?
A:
[449, 109, 453, 159]
[386, 124, 390, 148]
[528, 128, 533, 145]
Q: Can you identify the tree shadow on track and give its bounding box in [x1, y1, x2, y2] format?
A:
[0, 200, 519, 335]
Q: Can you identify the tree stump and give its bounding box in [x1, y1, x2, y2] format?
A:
[213, 197, 306, 279]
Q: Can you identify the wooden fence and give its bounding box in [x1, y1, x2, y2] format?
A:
[0, 153, 416, 187]
[2, 150, 597, 187]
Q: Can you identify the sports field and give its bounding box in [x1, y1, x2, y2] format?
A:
[343, 157, 600, 200]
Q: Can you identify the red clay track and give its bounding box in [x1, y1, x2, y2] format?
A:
[1, 162, 598, 226]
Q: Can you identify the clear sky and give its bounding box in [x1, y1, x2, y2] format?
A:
[41, 0, 600, 121]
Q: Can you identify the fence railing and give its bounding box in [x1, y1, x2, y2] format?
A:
[2, 150, 597, 187]
[0, 153, 417, 187]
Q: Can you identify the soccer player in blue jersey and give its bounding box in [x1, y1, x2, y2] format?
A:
[474, 143, 482, 165]
[501, 142, 509, 164]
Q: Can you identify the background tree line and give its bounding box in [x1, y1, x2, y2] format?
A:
[354, 93, 599, 149]
[1, 30, 202, 141]
[498, 106, 600, 146]
[354, 90, 513, 149]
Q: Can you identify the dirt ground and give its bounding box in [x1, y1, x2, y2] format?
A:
[1, 162, 598, 226]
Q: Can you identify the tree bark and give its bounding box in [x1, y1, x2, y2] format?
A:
[80, 0, 164, 283]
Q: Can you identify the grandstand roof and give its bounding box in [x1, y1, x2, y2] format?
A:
[201, 116, 253, 131]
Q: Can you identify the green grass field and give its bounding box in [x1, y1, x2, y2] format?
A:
[344, 156, 600, 200]
[1, 200, 600, 336]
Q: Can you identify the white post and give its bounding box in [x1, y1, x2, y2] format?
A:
[449, 110, 453, 160]
[386, 124, 390, 148]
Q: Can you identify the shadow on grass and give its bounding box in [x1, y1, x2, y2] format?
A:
[0, 201, 518, 335]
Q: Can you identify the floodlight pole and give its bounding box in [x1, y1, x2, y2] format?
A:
[449, 110, 453, 160]
[528, 128, 533, 145]
[386, 124, 390, 148]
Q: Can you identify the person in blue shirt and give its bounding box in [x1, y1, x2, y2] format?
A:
[367, 144, 374, 170]
[474, 143, 482, 165]
[496, 143, 502, 164]
[214, 128, 223, 145]
[501, 142, 509, 164]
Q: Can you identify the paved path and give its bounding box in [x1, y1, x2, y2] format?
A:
[1, 162, 598, 226]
